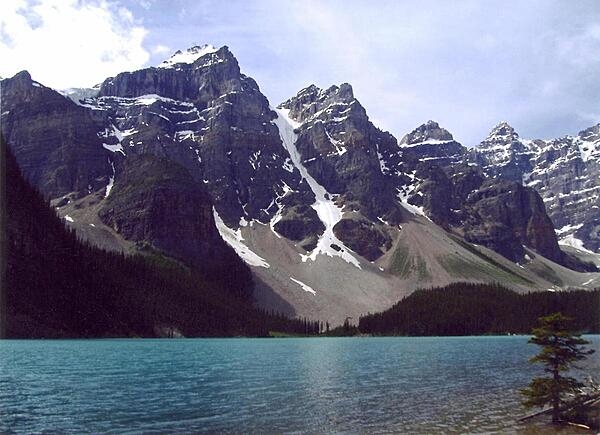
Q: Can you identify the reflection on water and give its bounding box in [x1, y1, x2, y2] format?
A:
[0, 336, 598, 434]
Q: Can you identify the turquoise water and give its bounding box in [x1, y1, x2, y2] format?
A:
[1, 336, 598, 434]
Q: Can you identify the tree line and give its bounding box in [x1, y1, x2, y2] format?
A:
[359, 282, 599, 336]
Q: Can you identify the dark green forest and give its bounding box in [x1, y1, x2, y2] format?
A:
[359, 283, 600, 336]
[1, 136, 318, 338]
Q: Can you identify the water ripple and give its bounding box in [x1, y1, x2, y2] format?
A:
[1, 336, 598, 434]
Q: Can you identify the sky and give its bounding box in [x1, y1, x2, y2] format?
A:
[1, 0, 599, 146]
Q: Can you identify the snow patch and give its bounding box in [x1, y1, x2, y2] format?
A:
[555, 223, 583, 236]
[400, 139, 454, 148]
[64, 215, 74, 223]
[290, 277, 316, 295]
[396, 172, 427, 218]
[213, 208, 270, 268]
[105, 159, 115, 197]
[59, 87, 100, 104]
[559, 234, 597, 255]
[376, 146, 389, 175]
[273, 108, 361, 268]
[325, 130, 347, 156]
[176, 130, 196, 141]
[249, 150, 261, 170]
[578, 139, 599, 162]
[581, 277, 597, 286]
[158, 44, 218, 68]
[268, 182, 294, 238]
[102, 143, 125, 155]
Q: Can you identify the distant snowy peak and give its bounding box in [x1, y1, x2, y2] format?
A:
[481, 121, 519, 144]
[577, 123, 600, 162]
[400, 120, 455, 147]
[158, 44, 219, 68]
[579, 123, 600, 143]
[474, 122, 532, 168]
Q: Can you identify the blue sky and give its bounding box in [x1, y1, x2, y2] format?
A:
[2, 0, 599, 146]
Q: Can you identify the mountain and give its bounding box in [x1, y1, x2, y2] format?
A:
[391, 120, 571, 266]
[472, 122, 600, 254]
[1, 70, 110, 197]
[2, 44, 599, 327]
[277, 83, 404, 261]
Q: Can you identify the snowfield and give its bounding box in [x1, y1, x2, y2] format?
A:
[213, 208, 270, 268]
[273, 108, 361, 269]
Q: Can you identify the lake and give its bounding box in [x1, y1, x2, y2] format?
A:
[1, 336, 598, 434]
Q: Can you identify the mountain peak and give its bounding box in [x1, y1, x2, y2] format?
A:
[158, 44, 220, 69]
[578, 123, 600, 143]
[279, 82, 357, 114]
[328, 82, 354, 100]
[293, 82, 354, 102]
[13, 70, 33, 81]
[488, 121, 518, 139]
[400, 120, 454, 145]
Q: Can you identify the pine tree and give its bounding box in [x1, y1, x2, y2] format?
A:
[521, 312, 595, 424]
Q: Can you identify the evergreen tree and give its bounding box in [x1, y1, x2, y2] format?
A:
[521, 312, 595, 424]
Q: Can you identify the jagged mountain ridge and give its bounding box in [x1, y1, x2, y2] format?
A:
[94, 44, 312, 229]
[471, 121, 600, 253]
[2, 44, 599, 325]
[383, 120, 572, 266]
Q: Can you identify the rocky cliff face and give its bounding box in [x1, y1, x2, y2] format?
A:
[472, 122, 600, 253]
[98, 154, 249, 278]
[394, 121, 577, 265]
[279, 83, 404, 223]
[460, 180, 562, 263]
[1, 71, 110, 198]
[92, 45, 312, 229]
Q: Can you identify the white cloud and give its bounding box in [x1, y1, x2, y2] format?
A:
[138, 0, 153, 10]
[152, 44, 170, 55]
[0, 0, 150, 88]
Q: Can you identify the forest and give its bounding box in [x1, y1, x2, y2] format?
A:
[359, 282, 600, 336]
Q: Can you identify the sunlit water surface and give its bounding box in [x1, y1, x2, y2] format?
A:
[1, 336, 598, 434]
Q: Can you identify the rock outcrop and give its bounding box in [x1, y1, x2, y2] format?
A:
[460, 180, 562, 263]
[1, 71, 110, 198]
[98, 154, 248, 278]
